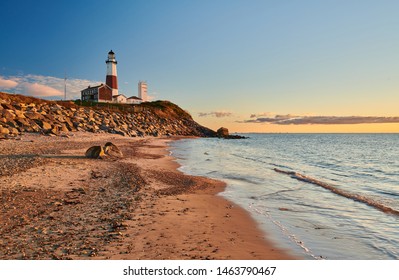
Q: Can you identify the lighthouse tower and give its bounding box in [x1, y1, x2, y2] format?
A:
[106, 50, 118, 97]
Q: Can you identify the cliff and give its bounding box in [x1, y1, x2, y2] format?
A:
[0, 92, 216, 138]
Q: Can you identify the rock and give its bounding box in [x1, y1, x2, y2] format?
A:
[99, 124, 110, 131]
[0, 127, 10, 134]
[217, 127, 229, 138]
[60, 124, 69, 132]
[9, 127, 19, 135]
[41, 121, 52, 130]
[50, 126, 59, 135]
[129, 130, 138, 137]
[1, 103, 14, 110]
[103, 142, 123, 158]
[24, 111, 43, 120]
[112, 128, 126, 136]
[85, 146, 105, 159]
[0, 92, 220, 138]
[2, 109, 16, 119]
[216, 127, 246, 139]
[14, 110, 25, 119]
[6, 120, 18, 128]
[15, 118, 31, 127]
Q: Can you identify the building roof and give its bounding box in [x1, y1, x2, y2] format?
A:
[127, 96, 142, 100]
[81, 84, 104, 92]
[113, 94, 127, 98]
[108, 50, 114, 54]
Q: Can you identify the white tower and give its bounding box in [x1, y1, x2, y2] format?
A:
[138, 81, 147, 102]
[106, 50, 118, 97]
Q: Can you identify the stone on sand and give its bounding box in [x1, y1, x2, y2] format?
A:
[85, 146, 105, 159]
[104, 142, 123, 158]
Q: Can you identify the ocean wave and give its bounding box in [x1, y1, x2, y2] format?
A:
[249, 203, 322, 259]
[375, 190, 399, 197]
[223, 175, 261, 185]
[231, 153, 272, 164]
[273, 168, 399, 216]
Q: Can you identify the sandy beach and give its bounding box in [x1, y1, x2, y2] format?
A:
[0, 132, 294, 260]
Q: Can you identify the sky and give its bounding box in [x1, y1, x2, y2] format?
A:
[0, 0, 398, 133]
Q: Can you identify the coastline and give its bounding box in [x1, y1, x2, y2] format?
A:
[116, 137, 296, 259]
[0, 133, 295, 259]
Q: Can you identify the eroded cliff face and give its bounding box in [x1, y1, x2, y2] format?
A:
[0, 92, 216, 138]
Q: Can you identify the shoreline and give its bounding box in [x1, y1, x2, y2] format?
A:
[0, 132, 296, 259]
[117, 137, 296, 259]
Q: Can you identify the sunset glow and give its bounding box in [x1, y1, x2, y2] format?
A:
[1, 0, 398, 133]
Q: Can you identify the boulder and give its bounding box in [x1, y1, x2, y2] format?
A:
[1, 103, 14, 110]
[50, 126, 59, 135]
[99, 124, 110, 131]
[9, 127, 19, 135]
[14, 110, 25, 119]
[40, 121, 52, 130]
[217, 127, 229, 138]
[103, 142, 123, 158]
[2, 109, 16, 120]
[24, 111, 43, 120]
[15, 118, 31, 127]
[0, 127, 10, 135]
[112, 128, 126, 136]
[60, 124, 69, 132]
[85, 146, 105, 159]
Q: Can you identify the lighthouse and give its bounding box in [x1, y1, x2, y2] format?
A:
[106, 50, 118, 97]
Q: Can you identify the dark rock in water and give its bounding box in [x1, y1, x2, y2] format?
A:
[225, 134, 247, 139]
[216, 127, 246, 139]
[85, 146, 105, 159]
[217, 127, 229, 138]
[103, 142, 123, 158]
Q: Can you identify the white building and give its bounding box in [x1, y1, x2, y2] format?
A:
[113, 94, 127, 103]
[127, 96, 143, 104]
[81, 50, 147, 105]
[138, 81, 148, 102]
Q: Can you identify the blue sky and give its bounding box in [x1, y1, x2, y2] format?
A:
[1, 0, 399, 132]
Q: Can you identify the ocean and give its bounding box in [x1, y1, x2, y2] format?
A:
[169, 134, 399, 260]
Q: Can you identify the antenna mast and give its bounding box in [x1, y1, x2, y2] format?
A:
[64, 72, 67, 100]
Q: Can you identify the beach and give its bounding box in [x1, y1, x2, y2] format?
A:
[0, 132, 294, 260]
[170, 134, 399, 260]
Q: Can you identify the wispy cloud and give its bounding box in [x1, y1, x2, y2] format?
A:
[22, 82, 63, 97]
[250, 112, 275, 118]
[146, 91, 158, 102]
[243, 114, 399, 125]
[198, 111, 233, 118]
[0, 74, 101, 99]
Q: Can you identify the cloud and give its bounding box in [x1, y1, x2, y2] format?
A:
[198, 111, 233, 118]
[250, 112, 275, 118]
[243, 114, 399, 125]
[21, 82, 63, 97]
[0, 74, 101, 99]
[0, 76, 18, 89]
[146, 92, 158, 102]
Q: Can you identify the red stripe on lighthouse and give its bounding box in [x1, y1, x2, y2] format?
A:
[106, 75, 118, 89]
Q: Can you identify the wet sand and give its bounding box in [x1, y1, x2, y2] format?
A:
[0, 132, 295, 259]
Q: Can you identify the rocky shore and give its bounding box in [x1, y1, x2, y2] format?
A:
[0, 92, 216, 138]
